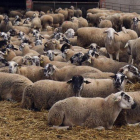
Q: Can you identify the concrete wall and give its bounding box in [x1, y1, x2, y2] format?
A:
[103, 0, 140, 13]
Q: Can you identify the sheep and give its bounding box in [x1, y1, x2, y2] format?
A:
[86, 12, 107, 27]
[2, 48, 17, 61]
[68, 8, 74, 20]
[21, 75, 91, 110]
[8, 61, 45, 82]
[48, 91, 136, 129]
[70, 6, 82, 18]
[25, 11, 39, 18]
[77, 27, 107, 47]
[31, 14, 42, 31]
[0, 15, 4, 23]
[40, 15, 53, 30]
[43, 63, 102, 81]
[62, 49, 75, 61]
[11, 56, 23, 65]
[98, 19, 112, 28]
[81, 72, 128, 98]
[55, 8, 68, 20]
[81, 72, 114, 79]
[9, 10, 23, 17]
[0, 72, 32, 102]
[49, 13, 64, 26]
[106, 14, 122, 31]
[39, 55, 73, 68]
[131, 17, 140, 37]
[13, 26, 31, 34]
[19, 43, 39, 56]
[104, 27, 138, 61]
[72, 17, 88, 28]
[124, 38, 140, 65]
[89, 55, 127, 73]
[44, 39, 61, 51]
[118, 65, 140, 82]
[61, 20, 79, 33]
[0, 15, 13, 32]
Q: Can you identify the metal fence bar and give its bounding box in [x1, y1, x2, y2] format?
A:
[100, 2, 140, 13]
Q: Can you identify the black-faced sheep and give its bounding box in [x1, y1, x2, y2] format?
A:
[21, 75, 90, 110]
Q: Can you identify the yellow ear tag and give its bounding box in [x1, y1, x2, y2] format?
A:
[2, 46, 5, 49]
[88, 59, 91, 63]
[19, 66, 21, 69]
[40, 60, 43, 64]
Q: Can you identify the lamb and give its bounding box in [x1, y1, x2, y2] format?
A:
[21, 75, 91, 110]
[125, 38, 140, 65]
[48, 91, 136, 129]
[8, 61, 45, 82]
[43, 63, 101, 81]
[0, 72, 32, 102]
[77, 27, 107, 47]
[104, 27, 138, 61]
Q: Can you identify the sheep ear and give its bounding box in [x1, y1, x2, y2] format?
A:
[84, 80, 91, 84]
[119, 68, 124, 73]
[114, 32, 119, 36]
[114, 96, 121, 102]
[18, 64, 22, 68]
[53, 52, 59, 56]
[110, 75, 116, 79]
[38, 55, 41, 58]
[67, 79, 72, 84]
[95, 53, 99, 58]
[103, 30, 108, 33]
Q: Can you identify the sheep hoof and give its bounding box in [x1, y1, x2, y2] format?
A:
[50, 125, 70, 130]
[94, 126, 105, 131]
[127, 123, 140, 127]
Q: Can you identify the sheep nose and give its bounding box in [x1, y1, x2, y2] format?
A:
[131, 102, 137, 109]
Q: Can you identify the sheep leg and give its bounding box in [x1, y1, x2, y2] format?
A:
[108, 53, 113, 60]
[131, 59, 134, 65]
[116, 51, 119, 61]
[128, 55, 132, 64]
[50, 125, 70, 130]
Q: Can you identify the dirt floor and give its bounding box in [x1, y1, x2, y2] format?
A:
[0, 83, 140, 140]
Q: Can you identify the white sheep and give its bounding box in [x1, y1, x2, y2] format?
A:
[48, 91, 136, 129]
